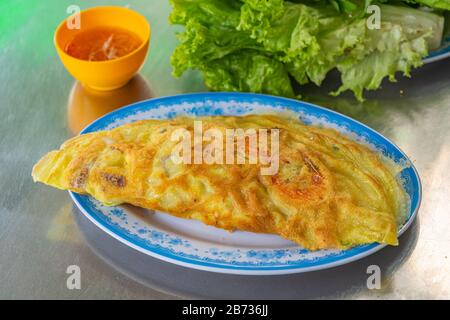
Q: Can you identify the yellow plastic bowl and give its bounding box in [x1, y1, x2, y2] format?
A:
[54, 6, 151, 91]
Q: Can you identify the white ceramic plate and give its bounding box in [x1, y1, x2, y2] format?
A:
[70, 93, 421, 275]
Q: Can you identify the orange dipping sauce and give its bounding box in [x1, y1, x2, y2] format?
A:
[65, 26, 142, 61]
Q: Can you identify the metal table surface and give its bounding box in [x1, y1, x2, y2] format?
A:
[0, 0, 449, 299]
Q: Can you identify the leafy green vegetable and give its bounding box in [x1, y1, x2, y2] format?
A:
[381, 3, 444, 49]
[202, 50, 296, 97]
[169, 0, 447, 101]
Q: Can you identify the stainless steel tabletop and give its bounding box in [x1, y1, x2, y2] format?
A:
[1, 0, 449, 299]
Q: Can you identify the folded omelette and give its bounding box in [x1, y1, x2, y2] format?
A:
[32, 114, 408, 250]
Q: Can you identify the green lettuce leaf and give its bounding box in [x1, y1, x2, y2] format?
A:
[169, 0, 447, 101]
[202, 50, 295, 97]
[170, 0, 258, 77]
[333, 4, 443, 100]
[381, 3, 444, 49]
[170, 0, 294, 97]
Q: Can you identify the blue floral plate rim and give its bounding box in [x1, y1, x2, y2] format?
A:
[424, 36, 450, 64]
[69, 92, 421, 275]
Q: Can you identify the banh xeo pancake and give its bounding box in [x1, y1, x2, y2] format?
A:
[32, 114, 408, 251]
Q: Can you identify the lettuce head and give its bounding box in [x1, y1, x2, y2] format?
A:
[169, 0, 447, 101]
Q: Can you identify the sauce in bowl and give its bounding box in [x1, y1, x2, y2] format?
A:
[65, 26, 142, 61]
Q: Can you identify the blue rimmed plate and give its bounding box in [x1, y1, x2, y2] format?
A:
[424, 36, 450, 64]
[70, 93, 421, 275]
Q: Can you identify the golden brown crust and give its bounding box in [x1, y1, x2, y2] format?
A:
[32, 115, 407, 250]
